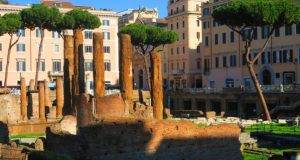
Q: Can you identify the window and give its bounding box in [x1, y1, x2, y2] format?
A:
[253, 28, 258, 40]
[103, 32, 110, 40]
[18, 29, 25, 37]
[197, 45, 201, 53]
[275, 27, 280, 37]
[203, 8, 209, 16]
[213, 20, 218, 27]
[170, 24, 173, 30]
[242, 29, 250, 41]
[197, 32, 200, 39]
[214, 34, 218, 45]
[197, 20, 200, 27]
[37, 60, 45, 71]
[276, 73, 280, 78]
[230, 31, 234, 43]
[230, 55, 237, 67]
[54, 44, 60, 52]
[261, 52, 270, 64]
[215, 57, 219, 68]
[222, 32, 226, 44]
[53, 60, 61, 72]
[203, 21, 209, 29]
[17, 43, 25, 52]
[176, 22, 179, 29]
[0, 43, 2, 51]
[223, 56, 227, 67]
[204, 58, 210, 73]
[164, 63, 167, 73]
[183, 61, 185, 70]
[177, 62, 179, 69]
[283, 50, 293, 63]
[104, 61, 111, 71]
[205, 36, 209, 46]
[273, 51, 282, 64]
[182, 21, 185, 28]
[171, 48, 174, 55]
[85, 46, 93, 53]
[297, 24, 300, 34]
[254, 53, 258, 64]
[102, 20, 110, 26]
[285, 24, 292, 36]
[177, 47, 179, 54]
[182, 33, 185, 40]
[17, 59, 26, 71]
[182, 79, 187, 88]
[262, 26, 269, 39]
[209, 81, 215, 88]
[85, 61, 93, 71]
[171, 63, 174, 70]
[104, 46, 110, 53]
[182, 5, 185, 12]
[197, 60, 201, 69]
[52, 31, 60, 38]
[182, 47, 185, 54]
[36, 28, 42, 37]
[85, 31, 93, 39]
[0, 59, 2, 71]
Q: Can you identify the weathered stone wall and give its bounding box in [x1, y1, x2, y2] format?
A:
[0, 95, 20, 123]
[46, 118, 242, 160]
[0, 143, 27, 159]
[8, 122, 57, 136]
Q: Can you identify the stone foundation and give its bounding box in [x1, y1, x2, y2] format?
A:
[46, 118, 242, 160]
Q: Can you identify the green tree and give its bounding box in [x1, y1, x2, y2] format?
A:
[63, 9, 101, 94]
[0, 0, 8, 4]
[212, 0, 300, 121]
[20, 5, 63, 89]
[118, 23, 178, 91]
[3, 13, 22, 88]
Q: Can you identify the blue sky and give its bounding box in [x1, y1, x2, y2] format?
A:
[9, 0, 169, 18]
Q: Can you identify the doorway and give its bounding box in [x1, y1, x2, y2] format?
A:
[262, 70, 271, 85]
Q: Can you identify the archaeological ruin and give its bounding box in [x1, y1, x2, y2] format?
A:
[0, 32, 243, 160]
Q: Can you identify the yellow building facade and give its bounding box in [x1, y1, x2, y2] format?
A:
[166, 0, 206, 90]
[0, 3, 120, 87]
[201, 0, 300, 89]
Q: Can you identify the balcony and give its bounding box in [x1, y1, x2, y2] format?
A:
[172, 69, 185, 75]
[48, 71, 64, 77]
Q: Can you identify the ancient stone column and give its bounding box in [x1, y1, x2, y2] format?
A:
[39, 82, 46, 121]
[151, 52, 163, 120]
[44, 80, 52, 109]
[85, 74, 91, 95]
[93, 32, 105, 98]
[119, 34, 133, 114]
[29, 79, 35, 91]
[20, 77, 27, 121]
[63, 32, 74, 115]
[74, 29, 84, 95]
[56, 77, 63, 118]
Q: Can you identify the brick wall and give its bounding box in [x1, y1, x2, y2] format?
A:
[46, 118, 242, 160]
[0, 95, 21, 123]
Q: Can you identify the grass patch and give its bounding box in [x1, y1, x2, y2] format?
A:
[196, 123, 206, 127]
[10, 133, 45, 139]
[242, 152, 268, 160]
[244, 123, 300, 136]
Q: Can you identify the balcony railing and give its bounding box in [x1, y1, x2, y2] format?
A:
[172, 69, 185, 75]
[168, 84, 300, 94]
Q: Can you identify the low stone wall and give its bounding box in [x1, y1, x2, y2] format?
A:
[8, 121, 58, 136]
[0, 143, 27, 160]
[46, 118, 242, 160]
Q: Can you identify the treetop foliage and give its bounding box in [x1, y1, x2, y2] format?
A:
[0, 17, 7, 36]
[118, 23, 178, 52]
[20, 5, 62, 31]
[63, 9, 101, 30]
[212, 0, 300, 30]
[2, 13, 22, 35]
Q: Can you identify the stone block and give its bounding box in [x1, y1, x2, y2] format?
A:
[96, 94, 126, 119]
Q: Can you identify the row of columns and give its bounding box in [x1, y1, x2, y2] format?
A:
[20, 77, 63, 121]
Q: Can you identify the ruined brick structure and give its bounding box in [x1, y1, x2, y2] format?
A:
[46, 119, 242, 160]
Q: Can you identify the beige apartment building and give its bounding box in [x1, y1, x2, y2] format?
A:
[166, 0, 206, 90]
[0, 2, 120, 87]
[119, 8, 169, 90]
[201, 0, 300, 89]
